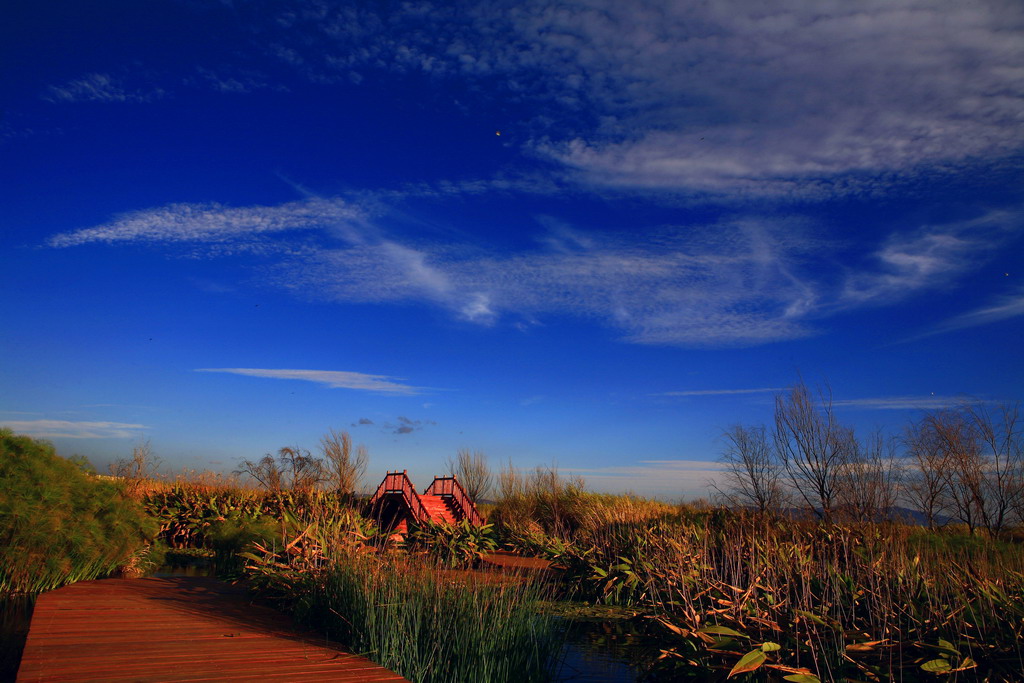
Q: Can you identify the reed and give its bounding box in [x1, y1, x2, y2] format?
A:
[131, 469, 1024, 679]
[492, 488, 1024, 680]
[242, 542, 559, 683]
[300, 556, 557, 683]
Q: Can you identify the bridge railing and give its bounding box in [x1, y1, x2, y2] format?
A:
[424, 475, 484, 527]
[369, 470, 430, 525]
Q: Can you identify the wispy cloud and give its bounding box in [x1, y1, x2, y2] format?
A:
[193, 67, 274, 95]
[839, 211, 1022, 309]
[918, 287, 1024, 339]
[48, 198, 364, 247]
[47, 194, 1021, 348]
[275, 216, 829, 346]
[528, 1, 1024, 197]
[831, 396, 980, 411]
[657, 388, 784, 397]
[382, 415, 437, 435]
[263, 1, 1024, 198]
[568, 459, 725, 498]
[195, 368, 424, 395]
[2, 420, 148, 439]
[43, 73, 164, 104]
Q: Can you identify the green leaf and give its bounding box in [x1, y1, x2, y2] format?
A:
[921, 658, 952, 673]
[729, 649, 766, 677]
[795, 610, 827, 626]
[698, 625, 749, 638]
[760, 641, 781, 652]
[783, 675, 821, 683]
[924, 640, 959, 657]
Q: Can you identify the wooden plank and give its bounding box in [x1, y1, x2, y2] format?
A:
[16, 577, 408, 682]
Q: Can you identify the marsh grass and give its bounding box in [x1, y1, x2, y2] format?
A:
[131, 471, 1024, 680]
[245, 549, 560, 683]
[496, 494, 1024, 680]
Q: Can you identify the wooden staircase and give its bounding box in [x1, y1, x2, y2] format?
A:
[418, 493, 457, 524]
[367, 470, 483, 535]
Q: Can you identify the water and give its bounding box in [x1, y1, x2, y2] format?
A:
[556, 617, 663, 682]
[153, 564, 215, 578]
[0, 594, 35, 682]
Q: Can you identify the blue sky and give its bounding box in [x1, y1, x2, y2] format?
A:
[2, 0, 1022, 498]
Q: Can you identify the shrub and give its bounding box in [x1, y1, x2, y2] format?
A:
[206, 512, 279, 577]
[0, 429, 156, 594]
[406, 519, 498, 568]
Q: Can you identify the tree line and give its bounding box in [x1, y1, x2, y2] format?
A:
[236, 432, 495, 504]
[715, 380, 1023, 536]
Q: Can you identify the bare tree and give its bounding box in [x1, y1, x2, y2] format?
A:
[237, 446, 325, 495]
[713, 424, 785, 514]
[967, 402, 1023, 535]
[237, 453, 284, 494]
[110, 440, 161, 494]
[927, 409, 984, 535]
[446, 448, 493, 502]
[837, 431, 904, 523]
[930, 402, 1024, 537]
[773, 381, 854, 522]
[320, 429, 368, 502]
[903, 417, 951, 530]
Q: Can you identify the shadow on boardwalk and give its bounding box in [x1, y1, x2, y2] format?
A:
[16, 576, 408, 682]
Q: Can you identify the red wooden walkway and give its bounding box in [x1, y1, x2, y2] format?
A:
[16, 576, 408, 682]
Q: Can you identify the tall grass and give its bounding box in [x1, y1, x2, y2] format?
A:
[0, 429, 156, 595]
[127, 468, 1024, 679]
[139, 478, 369, 551]
[275, 556, 559, 683]
[493, 487, 1024, 680]
[484, 471, 1024, 680]
[145, 475, 562, 682]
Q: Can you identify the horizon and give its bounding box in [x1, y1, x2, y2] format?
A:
[2, 1, 1022, 500]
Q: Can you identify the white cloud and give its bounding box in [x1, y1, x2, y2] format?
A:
[2, 420, 148, 439]
[268, 0, 1024, 197]
[48, 197, 364, 247]
[43, 73, 164, 104]
[830, 395, 982, 411]
[658, 388, 784, 397]
[520, 1, 1024, 196]
[839, 211, 1021, 308]
[920, 287, 1024, 338]
[46, 196, 1022, 348]
[194, 67, 273, 94]
[195, 368, 424, 394]
[568, 459, 725, 498]
[282, 219, 823, 346]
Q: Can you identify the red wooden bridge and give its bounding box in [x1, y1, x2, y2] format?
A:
[367, 471, 483, 535]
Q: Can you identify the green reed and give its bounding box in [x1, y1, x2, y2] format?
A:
[246, 550, 559, 683]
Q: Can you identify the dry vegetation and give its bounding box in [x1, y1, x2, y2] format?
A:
[5, 390, 1023, 682]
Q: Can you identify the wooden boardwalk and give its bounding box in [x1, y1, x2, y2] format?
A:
[16, 576, 408, 682]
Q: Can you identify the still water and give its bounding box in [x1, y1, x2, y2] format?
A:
[556, 617, 662, 682]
